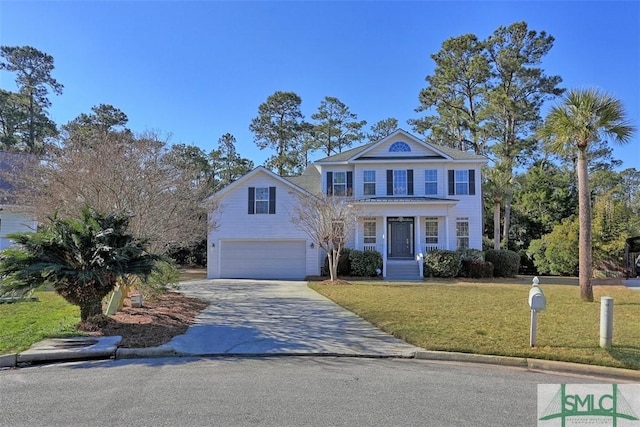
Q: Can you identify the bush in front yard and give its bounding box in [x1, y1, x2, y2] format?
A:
[485, 249, 520, 277]
[460, 259, 494, 278]
[423, 250, 462, 278]
[349, 250, 382, 277]
[323, 248, 351, 277]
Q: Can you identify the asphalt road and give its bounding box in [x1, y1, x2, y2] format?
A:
[0, 357, 622, 427]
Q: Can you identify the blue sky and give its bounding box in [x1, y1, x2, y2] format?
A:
[1, 1, 638, 171]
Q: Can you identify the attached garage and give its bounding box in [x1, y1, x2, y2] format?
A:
[219, 240, 307, 280]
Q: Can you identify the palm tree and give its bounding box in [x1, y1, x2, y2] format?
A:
[538, 88, 635, 301]
[0, 207, 163, 320]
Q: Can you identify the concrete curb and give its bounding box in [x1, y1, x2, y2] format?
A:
[414, 350, 528, 367]
[0, 353, 18, 368]
[414, 350, 640, 380]
[4, 342, 639, 380]
[115, 347, 180, 359]
[526, 358, 640, 380]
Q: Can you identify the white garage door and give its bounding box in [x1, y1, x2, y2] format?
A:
[220, 240, 307, 280]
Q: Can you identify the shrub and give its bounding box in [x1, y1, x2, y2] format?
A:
[423, 250, 462, 278]
[456, 248, 485, 262]
[323, 248, 351, 277]
[460, 259, 494, 279]
[485, 249, 520, 277]
[139, 260, 181, 297]
[349, 250, 382, 277]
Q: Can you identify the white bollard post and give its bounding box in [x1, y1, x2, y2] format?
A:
[530, 309, 537, 347]
[600, 297, 614, 349]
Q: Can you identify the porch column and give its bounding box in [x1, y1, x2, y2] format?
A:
[415, 216, 422, 255]
[382, 215, 387, 278]
[444, 216, 450, 250]
[354, 217, 360, 251]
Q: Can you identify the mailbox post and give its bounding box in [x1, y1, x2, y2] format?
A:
[528, 276, 546, 347]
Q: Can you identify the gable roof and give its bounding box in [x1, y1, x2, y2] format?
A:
[283, 165, 321, 194]
[314, 129, 487, 164]
[210, 165, 312, 200]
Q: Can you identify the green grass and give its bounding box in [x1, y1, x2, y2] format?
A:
[0, 291, 81, 355]
[310, 279, 640, 370]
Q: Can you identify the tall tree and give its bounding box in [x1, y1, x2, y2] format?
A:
[410, 34, 491, 154]
[63, 103, 132, 148]
[367, 117, 398, 142]
[538, 88, 635, 301]
[249, 91, 305, 176]
[209, 133, 254, 190]
[0, 46, 63, 153]
[311, 96, 367, 156]
[485, 22, 564, 247]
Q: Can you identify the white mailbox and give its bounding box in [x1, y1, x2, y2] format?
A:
[529, 285, 546, 311]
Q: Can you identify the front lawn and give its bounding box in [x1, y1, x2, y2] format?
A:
[0, 291, 81, 355]
[310, 279, 640, 370]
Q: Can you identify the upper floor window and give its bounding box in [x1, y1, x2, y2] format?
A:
[389, 141, 411, 152]
[425, 169, 437, 195]
[448, 169, 476, 196]
[248, 186, 276, 214]
[393, 170, 407, 195]
[327, 171, 352, 196]
[363, 170, 376, 196]
[333, 172, 347, 196]
[386, 169, 414, 196]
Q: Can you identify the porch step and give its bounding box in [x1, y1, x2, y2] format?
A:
[385, 261, 422, 281]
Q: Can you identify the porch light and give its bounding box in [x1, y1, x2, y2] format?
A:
[310, 242, 315, 249]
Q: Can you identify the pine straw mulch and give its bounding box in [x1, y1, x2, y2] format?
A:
[79, 292, 209, 348]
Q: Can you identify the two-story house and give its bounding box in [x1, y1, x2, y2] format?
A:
[207, 129, 487, 280]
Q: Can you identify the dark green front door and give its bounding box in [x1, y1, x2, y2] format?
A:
[388, 218, 414, 258]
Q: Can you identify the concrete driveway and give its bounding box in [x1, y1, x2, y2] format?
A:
[157, 280, 421, 357]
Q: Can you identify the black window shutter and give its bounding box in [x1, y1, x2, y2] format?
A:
[269, 187, 276, 214]
[387, 170, 393, 195]
[407, 169, 414, 195]
[248, 187, 255, 214]
[327, 172, 333, 195]
[346, 171, 353, 195]
[448, 170, 455, 195]
[468, 170, 475, 195]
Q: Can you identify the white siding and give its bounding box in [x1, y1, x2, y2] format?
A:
[208, 170, 320, 279]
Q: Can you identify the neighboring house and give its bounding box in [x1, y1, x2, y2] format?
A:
[0, 152, 38, 250]
[207, 129, 488, 280]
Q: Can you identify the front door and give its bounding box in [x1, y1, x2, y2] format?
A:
[388, 218, 414, 258]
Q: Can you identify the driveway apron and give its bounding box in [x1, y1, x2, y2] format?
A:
[159, 280, 421, 357]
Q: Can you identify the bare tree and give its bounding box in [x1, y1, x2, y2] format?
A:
[290, 191, 359, 281]
[13, 130, 218, 253]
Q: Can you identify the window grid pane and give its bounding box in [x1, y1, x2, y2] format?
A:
[255, 187, 269, 214]
[425, 170, 437, 195]
[456, 218, 469, 249]
[364, 221, 376, 244]
[455, 170, 469, 195]
[333, 172, 346, 196]
[363, 170, 375, 196]
[425, 219, 438, 244]
[393, 170, 407, 195]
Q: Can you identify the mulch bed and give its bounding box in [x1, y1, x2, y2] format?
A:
[79, 292, 209, 348]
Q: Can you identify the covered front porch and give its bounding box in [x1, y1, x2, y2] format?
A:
[353, 215, 452, 279]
